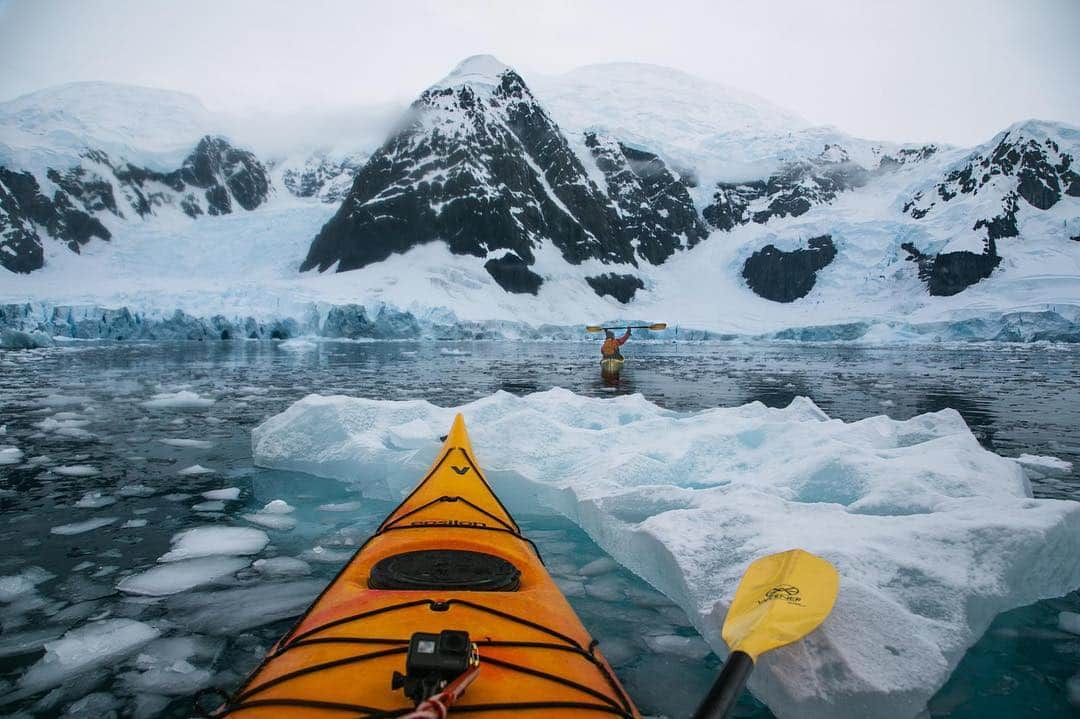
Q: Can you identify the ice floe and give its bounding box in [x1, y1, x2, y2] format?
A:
[253, 556, 312, 577]
[201, 487, 240, 500]
[158, 526, 268, 562]
[51, 465, 100, 477]
[141, 390, 216, 409]
[253, 387, 1080, 719]
[117, 557, 250, 596]
[165, 580, 324, 635]
[0, 446, 25, 465]
[50, 518, 118, 535]
[178, 464, 215, 475]
[159, 438, 213, 449]
[74, 491, 116, 508]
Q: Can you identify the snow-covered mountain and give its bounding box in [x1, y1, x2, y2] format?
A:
[2, 58, 1079, 342]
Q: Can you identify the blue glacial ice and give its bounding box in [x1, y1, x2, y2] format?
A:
[252, 387, 1080, 719]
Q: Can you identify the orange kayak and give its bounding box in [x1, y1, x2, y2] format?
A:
[213, 414, 640, 718]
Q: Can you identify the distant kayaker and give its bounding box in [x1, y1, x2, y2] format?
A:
[601, 328, 631, 360]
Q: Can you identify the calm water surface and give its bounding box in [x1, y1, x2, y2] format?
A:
[0, 340, 1077, 718]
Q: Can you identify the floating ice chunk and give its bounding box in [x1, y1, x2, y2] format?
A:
[118, 484, 155, 497]
[438, 348, 470, 356]
[74, 491, 116, 508]
[0, 567, 53, 602]
[253, 557, 312, 577]
[166, 580, 324, 634]
[0, 626, 67, 659]
[178, 464, 215, 475]
[202, 487, 240, 501]
[580, 557, 619, 576]
[0, 446, 24, 465]
[302, 545, 354, 563]
[16, 619, 159, 695]
[1060, 611, 1080, 636]
[261, 499, 294, 514]
[192, 501, 225, 512]
[1014, 454, 1073, 479]
[643, 633, 713, 660]
[122, 519, 148, 529]
[142, 391, 216, 409]
[52, 465, 99, 477]
[37, 394, 92, 408]
[278, 338, 317, 351]
[158, 527, 268, 562]
[117, 557, 249, 596]
[253, 387, 1080, 719]
[318, 501, 364, 512]
[243, 512, 297, 531]
[71, 562, 95, 572]
[51, 518, 118, 535]
[160, 438, 213, 449]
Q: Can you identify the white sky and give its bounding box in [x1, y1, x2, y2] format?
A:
[0, 0, 1077, 146]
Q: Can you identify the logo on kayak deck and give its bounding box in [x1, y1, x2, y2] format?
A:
[411, 519, 488, 528]
[451, 465, 470, 475]
[758, 585, 802, 606]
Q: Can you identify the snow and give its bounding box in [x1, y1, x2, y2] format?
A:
[12, 619, 159, 697]
[116, 557, 249, 596]
[253, 388, 1080, 719]
[436, 54, 512, 90]
[142, 391, 216, 409]
[50, 518, 118, 535]
[157, 526, 269, 562]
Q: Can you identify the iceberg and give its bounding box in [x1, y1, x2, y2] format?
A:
[252, 387, 1080, 719]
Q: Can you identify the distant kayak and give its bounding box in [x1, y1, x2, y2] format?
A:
[600, 357, 625, 376]
[209, 414, 639, 717]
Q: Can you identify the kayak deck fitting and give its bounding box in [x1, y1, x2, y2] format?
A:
[212, 414, 640, 718]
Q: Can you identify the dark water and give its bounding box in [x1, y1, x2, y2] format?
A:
[0, 340, 1077, 718]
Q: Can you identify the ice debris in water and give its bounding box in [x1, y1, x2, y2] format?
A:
[159, 437, 214, 449]
[11, 619, 159, 697]
[253, 387, 1080, 719]
[178, 464, 215, 475]
[0, 446, 24, 465]
[202, 487, 240, 500]
[51, 465, 99, 477]
[243, 499, 297, 530]
[117, 557, 250, 596]
[159, 526, 269, 562]
[192, 500, 225, 512]
[120, 636, 221, 696]
[166, 580, 324, 635]
[74, 491, 116, 508]
[253, 556, 312, 577]
[122, 519, 148, 528]
[50, 517, 118, 535]
[141, 390, 216, 409]
[0, 567, 53, 602]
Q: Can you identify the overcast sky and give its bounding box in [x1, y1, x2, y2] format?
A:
[1, 0, 1077, 146]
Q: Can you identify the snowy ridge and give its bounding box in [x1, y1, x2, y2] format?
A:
[251, 388, 1080, 719]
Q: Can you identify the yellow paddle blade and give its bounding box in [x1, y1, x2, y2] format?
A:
[722, 549, 839, 660]
[585, 325, 604, 332]
[648, 323, 668, 330]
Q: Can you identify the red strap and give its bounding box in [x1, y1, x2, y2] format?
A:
[401, 664, 480, 719]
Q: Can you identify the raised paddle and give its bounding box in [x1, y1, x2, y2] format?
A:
[692, 549, 840, 719]
[585, 323, 668, 332]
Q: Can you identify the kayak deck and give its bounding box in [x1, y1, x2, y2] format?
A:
[216, 415, 639, 718]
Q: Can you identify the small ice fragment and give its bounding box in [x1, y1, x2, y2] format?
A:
[192, 501, 225, 512]
[0, 447, 23, 465]
[202, 487, 240, 501]
[242, 513, 297, 531]
[166, 580, 324, 634]
[303, 546, 354, 563]
[17, 619, 159, 694]
[159, 526, 269, 562]
[579, 557, 619, 576]
[160, 438, 213, 449]
[51, 518, 118, 535]
[1059, 611, 1080, 636]
[142, 391, 215, 409]
[643, 634, 713, 660]
[278, 338, 317, 351]
[122, 519, 149, 529]
[0, 567, 53, 602]
[118, 484, 155, 497]
[74, 491, 116, 508]
[164, 493, 193, 502]
[72, 562, 95, 572]
[318, 501, 364, 512]
[179, 464, 215, 476]
[117, 557, 249, 596]
[52, 465, 100, 477]
[583, 574, 626, 602]
[261, 500, 294, 514]
[253, 557, 312, 577]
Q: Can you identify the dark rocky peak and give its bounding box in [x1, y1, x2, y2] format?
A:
[903, 123, 1079, 238]
[742, 235, 837, 302]
[0, 167, 110, 273]
[300, 55, 704, 296]
[703, 146, 869, 231]
[878, 144, 938, 170]
[903, 239, 1001, 297]
[585, 273, 645, 304]
[282, 152, 368, 203]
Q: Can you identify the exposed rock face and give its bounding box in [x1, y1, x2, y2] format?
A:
[0, 136, 270, 272]
[300, 56, 702, 286]
[583, 132, 706, 264]
[585, 273, 645, 303]
[703, 145, 871, 231]
[877, 145, 938, 170]
[484, 253, 544, 294]
[282, 153, 368, 204]
[0, 168, 111, 273]
[902, 240, 1002, 297]
[742, 235, 837, 302]
[904, 125, 1079, 237]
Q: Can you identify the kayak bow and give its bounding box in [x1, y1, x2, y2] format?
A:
[212, 414, 640, 718]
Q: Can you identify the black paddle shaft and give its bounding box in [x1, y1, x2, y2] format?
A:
[692, 651, 754, 719]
